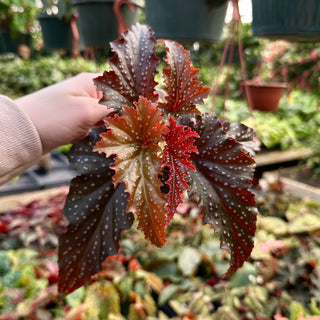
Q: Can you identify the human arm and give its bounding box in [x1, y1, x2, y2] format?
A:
[0, 73, 109, 185]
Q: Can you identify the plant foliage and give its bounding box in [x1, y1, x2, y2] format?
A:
[59, 23, 258, 295]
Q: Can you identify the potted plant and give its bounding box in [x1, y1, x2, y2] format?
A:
[251, 0, 320, 41]
[0, 0, 40, 54]
[244, 40, 288, 112]
[72, 0, 142, 48]
[38, 0, 81, 53]
[145, 0, 229, 42]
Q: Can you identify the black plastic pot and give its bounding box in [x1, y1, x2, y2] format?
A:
[72, 0, 141, 48]
[0, 31, 32, 54]
[252, 0, 320, 41]
[38, 14, 75, 50]
[145, 0, 228, 42]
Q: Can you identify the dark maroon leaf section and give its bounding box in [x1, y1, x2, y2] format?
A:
[181, 113, 258, 276]
[58, 128, 134, 295]
[94, 23, 160, 111]
[222, 121, 258, 156]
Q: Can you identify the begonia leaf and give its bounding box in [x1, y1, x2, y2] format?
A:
[94, 23, 160, 111]
[163, 116, 199, 226]
[58, 128, 134, 295]
[160, 40, 211, 114]
[94, 97, 168, 247]
[222, 121, 258, 156]
[181, 113, 258, 276]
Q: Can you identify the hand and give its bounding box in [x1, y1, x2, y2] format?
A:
[16, 73, 110, 154]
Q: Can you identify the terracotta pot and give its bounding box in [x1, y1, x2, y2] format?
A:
[245, 81, 287, 112]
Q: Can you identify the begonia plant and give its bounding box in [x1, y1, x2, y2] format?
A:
[58, 23, 258, 295]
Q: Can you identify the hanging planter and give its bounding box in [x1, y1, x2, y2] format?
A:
[0, 0, 39, 54]
[38, 14, 75, 50]
[38, 0, 82, 54]
[244, 80, 287, 112]
[252, 0, 320, 41]
[145, 0, 228, 42]
[72, 0, 141, 48]
[0, 32, 32, 54]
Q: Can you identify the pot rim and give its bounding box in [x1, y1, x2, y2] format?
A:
[245, 80, 288, 89]
[72, 0, 144, 7]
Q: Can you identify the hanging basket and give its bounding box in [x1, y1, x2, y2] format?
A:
[245, 81, 287, 112]
[72, 0, 141, 48]
[145, 0, 228, 42]
[252, 0, 320, 41]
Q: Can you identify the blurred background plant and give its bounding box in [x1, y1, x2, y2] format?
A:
[40, 0, 75, 22]
[0, 0, 40, 37]
[264, 41, 320, 93]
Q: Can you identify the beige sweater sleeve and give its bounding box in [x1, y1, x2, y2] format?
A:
[0, 95, 42, 185]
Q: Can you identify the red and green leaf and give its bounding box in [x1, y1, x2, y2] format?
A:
[181, 113, 258, 276]
[94, 23, 160, 111]
[163, 116, 199, 226]
[94, 97, 168, 247]
[58, 128, 134, 295]
[160, 40, 211, 114]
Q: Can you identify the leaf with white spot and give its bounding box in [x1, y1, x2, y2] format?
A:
[222, 121, 258, 156]
[163, 116, 199, 226]
[181, 113, 258, 276]
[94, 23, 160, 112]
[58, 128, 134, 295]
[94, 97, 168, 247]
[160, 40, 211, 114]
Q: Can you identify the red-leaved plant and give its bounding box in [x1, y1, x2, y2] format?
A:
[58, 23, 258, 295]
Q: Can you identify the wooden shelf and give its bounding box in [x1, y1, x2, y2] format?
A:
[255, 148, 314, 167]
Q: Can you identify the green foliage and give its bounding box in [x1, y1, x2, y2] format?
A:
[208, 89, 320, 152]
[190, 23, 261, 97]
[0, 251, 11, 276]
[0, 0, 40, 37]
[0, 56, 104, 98]
[40, 0, 75, 22]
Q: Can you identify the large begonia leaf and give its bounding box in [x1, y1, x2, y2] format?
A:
[181, 113, 258, 276]
[160, 40, 211, 114]
[94, 23, 160, 111]
[58, 128, 134, 295]
[163, 116, 199, 226]
[94, 97, 168, 247]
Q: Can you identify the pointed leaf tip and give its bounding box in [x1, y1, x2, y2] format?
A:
[94, 23, 160, 112]
[160, 39, 211, 114]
